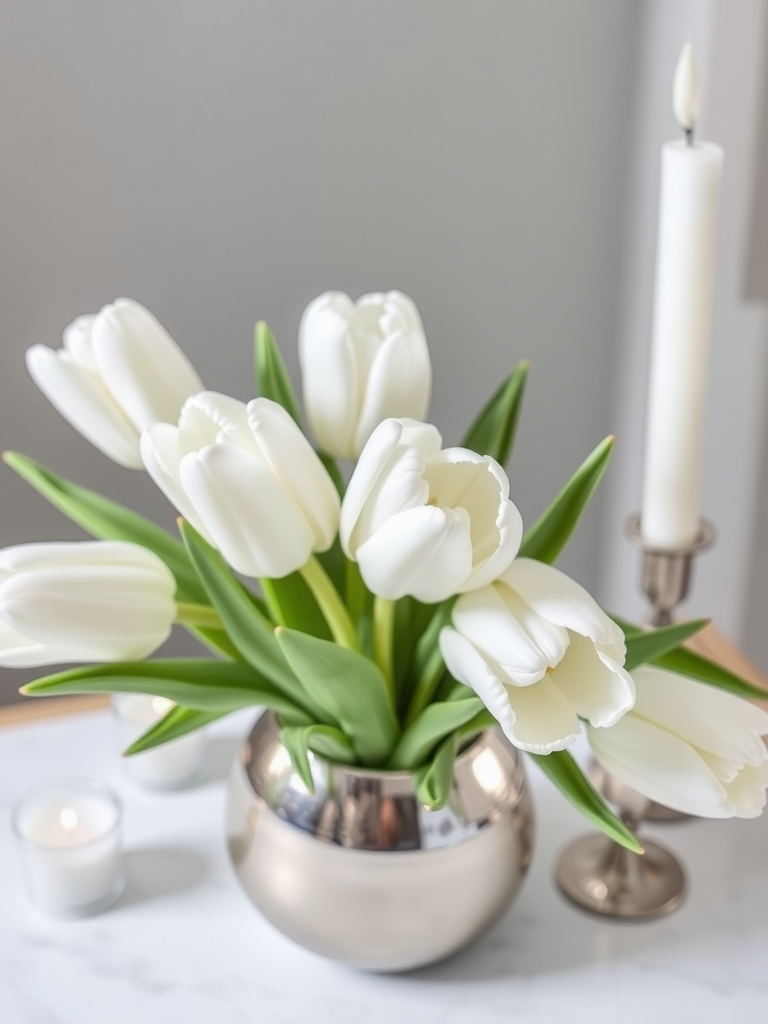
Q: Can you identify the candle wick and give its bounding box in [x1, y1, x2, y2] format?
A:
[683, 126, 694, 147]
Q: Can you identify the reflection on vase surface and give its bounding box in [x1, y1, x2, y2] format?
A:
[226, 712, 534, 972]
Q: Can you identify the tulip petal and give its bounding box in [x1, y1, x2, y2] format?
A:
[0, 564, 175, 661]
[26, 345, 142, 468]
[341, 419, 422, 556]
[442, 623, 580, 754]
[0, 540, 176, 578]
[550, 633, 635, 728]
[356, 505, 473, 602]
[452, 586, 563, 686]
[178, 391, 250, 453]
[299, 293, 360, 458]
[631, 665, 768, 766]
[353, 330, 432, 456]
[588, 716, 733, 818]
[425, 451, 522, 589]
[721, 761, 768, 818]
[379, 291, 426, 336]
[439, 627, 518, 738]
[92, 298, 203, 431]
[141, 425, 214, 542]
[179, 444, 315, 578]
[502, 676, 581, 753]
[0, 619, 81, 668]
[62, 315, 98, 369]
[501, 558, 625, 654]
[246, 399, 340, 551]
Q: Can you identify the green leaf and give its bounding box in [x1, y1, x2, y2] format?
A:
[461, 360, 529, 466]
[275, 628, 400, 766]
[528, 749, 643, 853]
[389, 697, 484, 770]
[280, 723, 357, 792]
[623, 618, 709, 671]
[403, 599, 456, 725]
[22, 659, 309, 717]
[280, 726, 316, 791]
[188, 626, 244, 662]
[261, 574, 332, 640]
[254, 321, 302, 425]
[518, 436, 614, 564]
[124, 704, 227, 755]
[3, 452, 206, 604]
[609, 612, 768, 702]
[179, 521, 297, 694]
[653, 646, 768, 702]
[392, 596, 434, 704]
[414, 733, 458, 810]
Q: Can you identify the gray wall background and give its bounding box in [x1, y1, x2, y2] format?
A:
[0, 0, 646, 703]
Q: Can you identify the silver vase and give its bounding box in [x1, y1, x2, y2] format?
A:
[226, 712, 534, 972]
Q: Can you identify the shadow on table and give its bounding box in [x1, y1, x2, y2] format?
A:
[115, 846, 209, 909]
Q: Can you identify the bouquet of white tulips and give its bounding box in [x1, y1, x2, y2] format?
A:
[4, 293, 768, 851]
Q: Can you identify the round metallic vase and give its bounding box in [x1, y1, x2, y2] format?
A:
[226, 712, 534, 972]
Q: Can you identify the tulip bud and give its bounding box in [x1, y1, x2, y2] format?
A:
[141, 393, 340, 579]
[299, 291, 432, 459]
[439, 558, 634, 754]
[0, 541, 177, 667]
[588, 666, 768, 819]
[26, 299, 204, 468]
[340, 418, 523, 603]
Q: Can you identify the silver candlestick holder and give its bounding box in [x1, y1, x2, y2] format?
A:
[554, 512, 715, 919]
[625, 512, 716, 627]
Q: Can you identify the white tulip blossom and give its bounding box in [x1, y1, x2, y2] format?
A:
[340, 418, 523, 603]
[439, 558, 634, 754]
[589, 666, 768, 819]
[0, 541, 177, 667]
[141, 392, 340, 579]
[299, 290, 432, 459]
[26, 298, 203, 469]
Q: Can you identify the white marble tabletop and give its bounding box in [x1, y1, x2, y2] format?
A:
[1, 707, 767, 1024]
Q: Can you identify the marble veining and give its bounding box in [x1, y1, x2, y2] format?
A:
[2, 709, 767, 1024]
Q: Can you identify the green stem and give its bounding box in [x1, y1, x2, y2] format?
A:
[175, 603, 224, 630]
[345, 558, 367, 624]
[405, 647, 447, 727]
[259, 578, 285, 626]
[299, 556, 359, 651]
[372, 597, 396, 706]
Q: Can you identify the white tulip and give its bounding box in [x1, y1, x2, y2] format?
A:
[340, 418, 523, 602]
[299, 290, 432, 459]
[141, 392, 340, 579]
[589, 666, 768, 819]
[439, 558, 634, 754]
[26, 298, 203, 468]
[0, 541, 177, 667]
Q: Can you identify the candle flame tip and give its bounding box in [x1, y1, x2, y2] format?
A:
[59, 806, 78, 831]
[673, 42, 700, 136]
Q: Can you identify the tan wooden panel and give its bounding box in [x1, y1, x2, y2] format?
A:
[0, 694, 111, 728]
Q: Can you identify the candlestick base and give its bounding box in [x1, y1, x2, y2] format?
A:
[555, 833, 685, 920]
[555, 761, 686, 919]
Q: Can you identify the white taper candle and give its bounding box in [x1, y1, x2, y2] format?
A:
[641, 43, 723, 549]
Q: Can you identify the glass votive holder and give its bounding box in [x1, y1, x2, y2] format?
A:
[12, 778, 125, 917]
[112, 694, 207, 790]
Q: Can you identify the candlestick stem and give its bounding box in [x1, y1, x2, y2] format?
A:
[626, 513, 715, 627]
